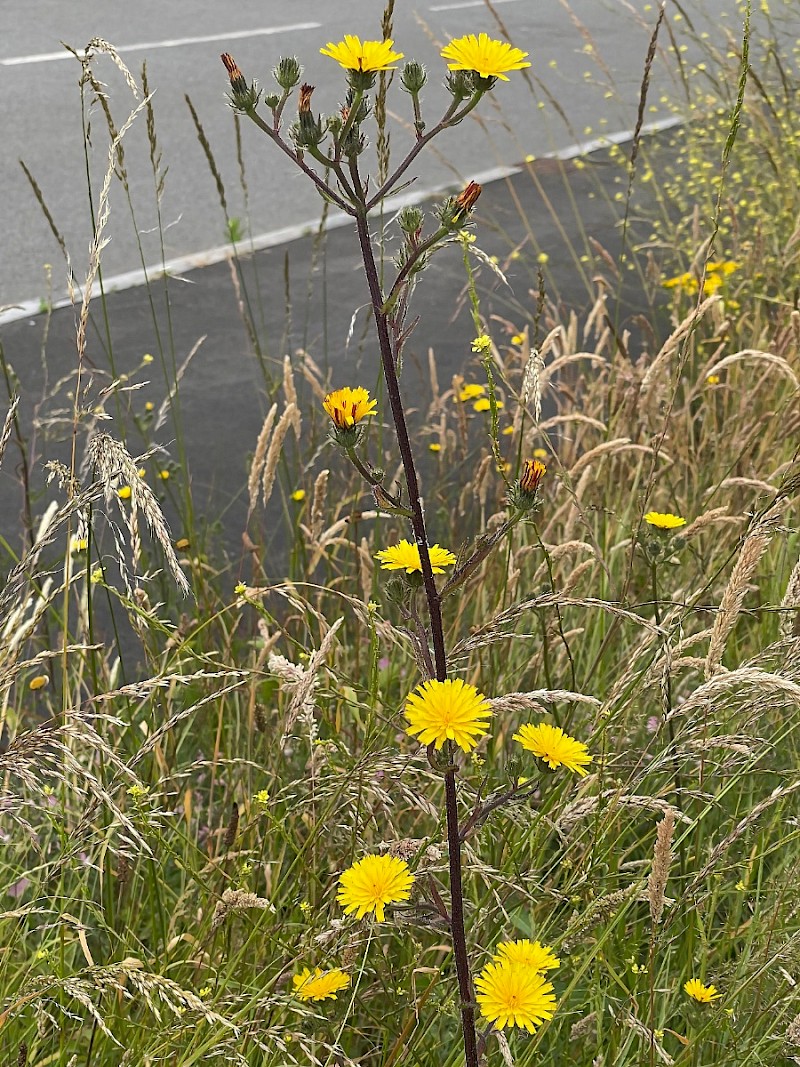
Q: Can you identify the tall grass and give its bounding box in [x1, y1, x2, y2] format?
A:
[1, 2, 800, 1064]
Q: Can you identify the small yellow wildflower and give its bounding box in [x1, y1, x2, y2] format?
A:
[323, 386, 378, 430]
[337, 854, 414, 922]
[475, 959, 556, 1032]
[70, 536, 88, 553]
[29, 675, 49, 691]
[537, 252, 549, 265]
[299, 900, 312, 914]
[174, 537, 190, 550]
[429, 442, 442, 452]
[159, 470, 170, 481]
[144, 401, 154, 412]
[644, 511, 687, 530]
[291, 489, 306, 502]
[137, 468, 146, 478]
[441, 33, 531, 81]
[533, 448, 548, 459]
[510, 333, 524, 345]
[405, 678, 492, 752]
[513, 722, 593, 776]
[118, 486, 132, 501]
[253, 789, 270, 806]
[471, 334, 492, 354]
[142, 353, 154, 364]
[684, 978, 721, 1003]
[293, 967, 351, 1002]
[473, 397, 503, 412]
[706, 374, 720, 385]
[502, 425, 515, 436]
[320, 36, 404, 73]
[234, 582, 247, 595]
[458, 383, 485, 402]
[375, 539, 456, 574]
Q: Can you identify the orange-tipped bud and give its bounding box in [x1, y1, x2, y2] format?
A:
[520, 458, 546, 494]
[454, 180, 482, 219]
[299, 83, 315, 114]
[221, 53, 247, 93]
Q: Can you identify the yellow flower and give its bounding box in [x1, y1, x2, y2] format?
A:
[137, 468, 146, 478]
[493, 939, 561, 974]
[644, 511, 687, 530]
[404, 678, 492, 752]
[458, 383, 485, 402]
[510, 333, 524, 345]
[291, 489, 306, 502]
[337, 854, 414, 922]
[118, 486, 132, 500]
[513, 722, 593, 776]
[472, 334, 492, 354]
[142, 353, 154, 364]
[375, 539, 456, 574]
[429, 442, 442, 452]
[441, 33, 531, 81]
[144, 401, 154, 412]
[533, 448, 548, 459]
[159, 470, 170, 481]
[70, 536, 88, 553]
[320, 36, 404, 73]
[174, 537, 190, 550]
[323, 387, 378, 430]
[706, 374, 720, 385]
[662, 270, 698, 292]
[292, 967, 351, 1002]
[502, 426, 515, 436]
[684, 978, 721, 1003]
[473, 397, 503, 412]
[707, 260, 739, 276]
[29, 675, 49, 691]
[475, 959, 556, 1032]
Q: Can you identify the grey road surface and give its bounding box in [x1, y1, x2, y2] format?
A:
[1, 0, 743, 312]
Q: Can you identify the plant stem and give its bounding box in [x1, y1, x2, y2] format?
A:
[354, 205, 479, 1066]
[354, 210, 446, 680]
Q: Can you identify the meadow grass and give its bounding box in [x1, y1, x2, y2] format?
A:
[1, 2, 800, 1064]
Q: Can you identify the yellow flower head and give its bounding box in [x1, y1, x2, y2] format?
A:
[293, 967, 351, 1002]
[644, 511, 687, 530]
[337, 853, 414, 922]
[493, 939, 561, 973]
[684, 978, 721, 1003]
[706, 374, 721, 385]
[473, 397, 504, 412]
[405, 678, 492, 752]
[475, 959, 556, 1033]
[320, 36, 404, 73]
[707, 260, 739, 276]
[375, 539, 456, 574]
[662, 270, 699, 293]
[472, 334, 492, 354]
[513, 722, 593, 776]
[117, 485, 132, 501]
[323, 387, 378, 431]
[429, 442, 442, 452]
[441, 33, 531, 81]
[458, 383, 485, 402]
[291, 489, 306, 502]
[29, 675, 49, 692]
[70, 536, 89, 553]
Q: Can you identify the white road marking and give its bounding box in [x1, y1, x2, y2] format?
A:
[0, 24, 321, 67]
[0, 117, 683, 328]
[430, 0, 522, 11]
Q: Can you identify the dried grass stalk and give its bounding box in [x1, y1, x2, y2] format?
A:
[648, 807, 675, 925]
[705, 508, 780, 677]
[261, 403, 297, 510]
[282, 355, 302, 439]
[780, 556, 800, 639]
[0, 396, 19, 472]
[311, 468, 329, 542]
[247, 403, 277, 517]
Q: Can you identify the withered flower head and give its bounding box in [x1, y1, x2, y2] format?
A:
[221, 53, 260, 112]
[299, 83, 315, 114]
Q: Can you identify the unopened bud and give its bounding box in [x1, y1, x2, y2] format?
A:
[221, 53, 260, 112]
[507, 458, 547, 511]
[298, 83, 315, 114]
[444, 70, 473, 103]
[401, 61, 427, 94]
[274, 56, 302, 90]
[398, 206, 424, 234]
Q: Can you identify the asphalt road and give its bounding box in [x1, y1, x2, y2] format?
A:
[1, 0, 744, 313]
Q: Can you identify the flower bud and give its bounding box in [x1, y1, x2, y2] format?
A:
[397, 206, 424, 234]
[221, 53, 261, 113]
[401, 61, 427, 94]
[444, 70, 473, 103]
[507, 459, 546, 511]
[274, 56, 302, 90]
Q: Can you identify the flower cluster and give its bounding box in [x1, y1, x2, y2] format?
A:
[476, 938, 559, 1032]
